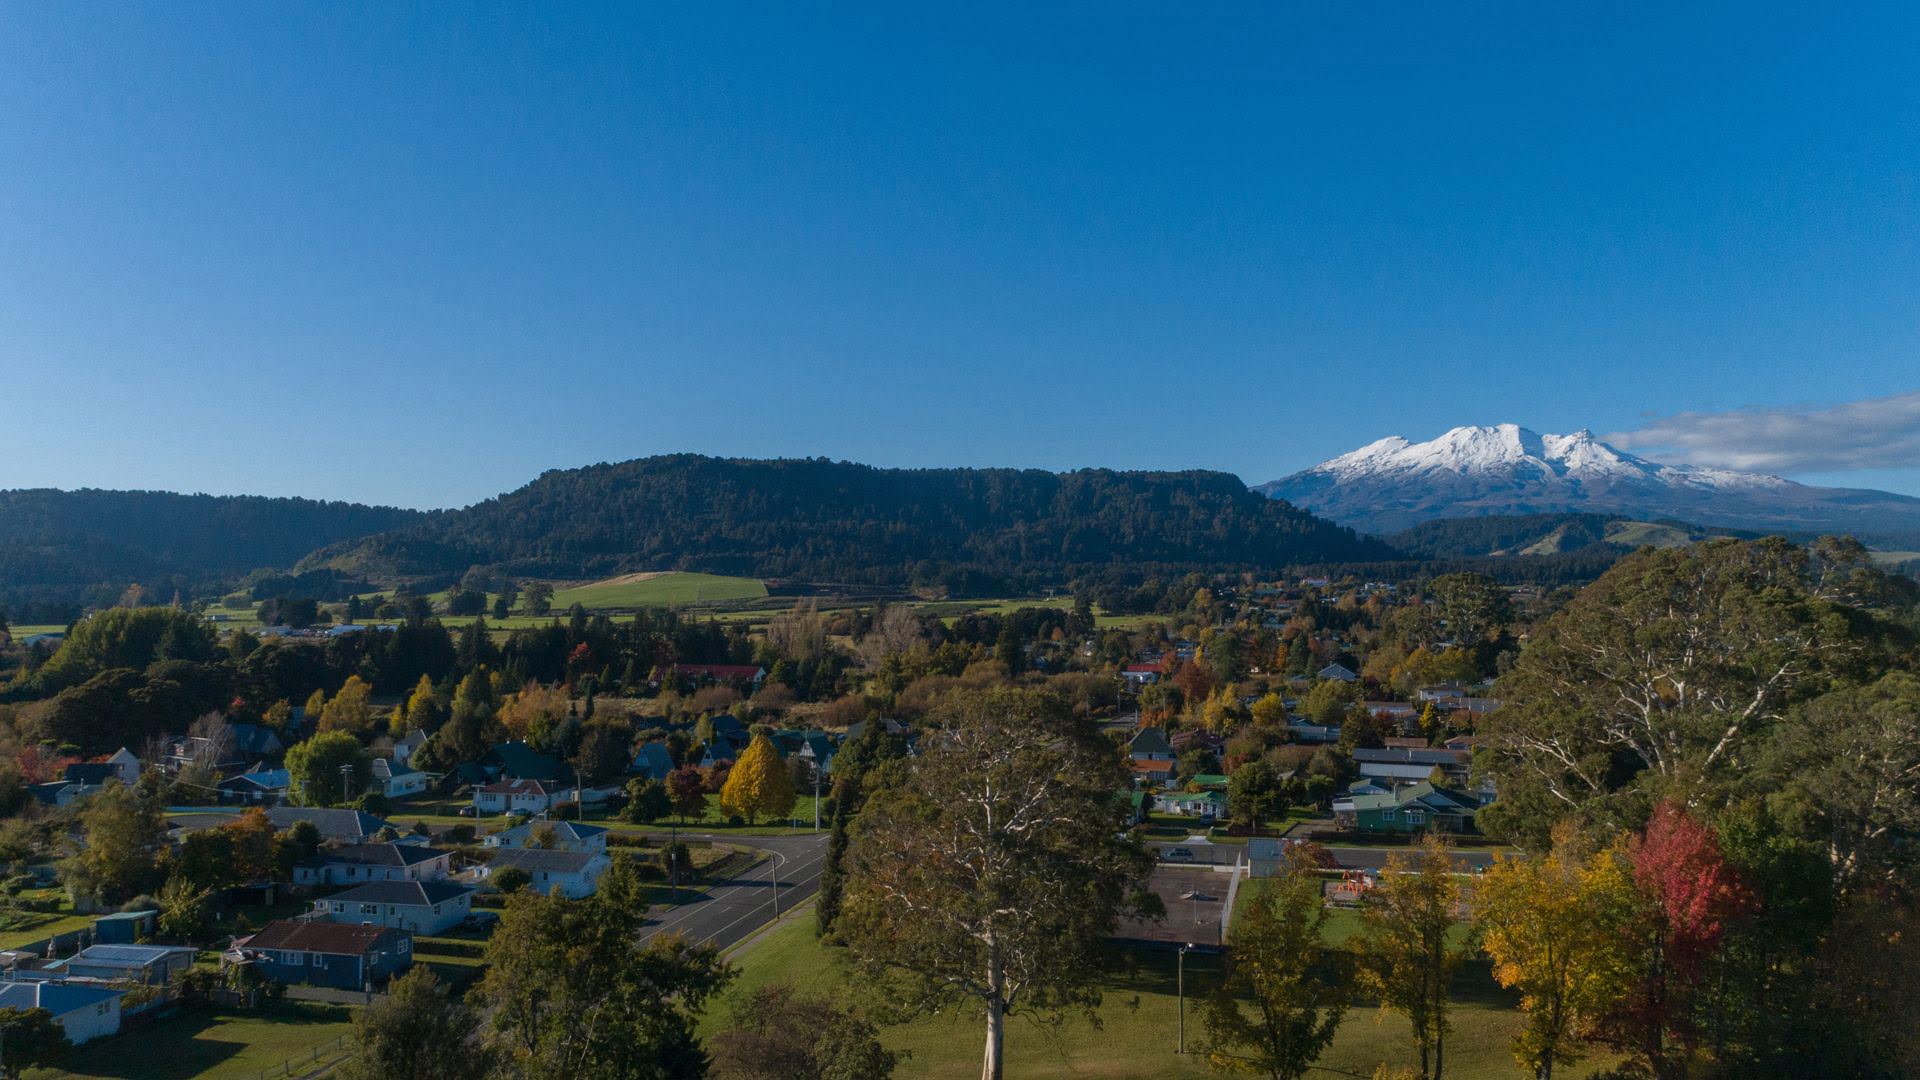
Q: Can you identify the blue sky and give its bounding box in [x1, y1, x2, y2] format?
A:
[2, 3, 1917, 508]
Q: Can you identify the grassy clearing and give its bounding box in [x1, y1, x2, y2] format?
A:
[715, 895, 1617, 1080]
[0, 911, 96, 951]
[28, 1000, 356, 1080]
[551, 572, 768, 609]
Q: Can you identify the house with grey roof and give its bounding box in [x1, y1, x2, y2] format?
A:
[294, 843, 452, 887]
[478, 847, 610, 899]
[312, 880, 474, 935]
[483, 819, 607, 855]
[266, 807, 393, 843]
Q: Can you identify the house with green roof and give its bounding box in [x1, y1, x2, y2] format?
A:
[1333, 782, 1479, 834]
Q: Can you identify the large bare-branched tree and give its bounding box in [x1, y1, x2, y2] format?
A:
[838, 685, 1155, 1080]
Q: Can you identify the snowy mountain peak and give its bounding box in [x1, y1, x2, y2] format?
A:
[1318, 425, 1660, 482]
[1248, 423, 1920, 540]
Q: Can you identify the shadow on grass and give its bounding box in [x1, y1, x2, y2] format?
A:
[41, 1002, 350, 1080]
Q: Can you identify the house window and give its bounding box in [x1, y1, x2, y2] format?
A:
[1405, 810, 1426, 826]
[360, 904, 379, 915]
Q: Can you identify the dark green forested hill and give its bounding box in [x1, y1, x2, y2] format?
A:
[0, 489, 424, 620]
[299, 455, 1397, 592]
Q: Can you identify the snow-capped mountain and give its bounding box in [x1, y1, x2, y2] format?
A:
[1255, 424, 1920, 542]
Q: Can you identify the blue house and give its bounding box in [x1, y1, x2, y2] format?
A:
[238, 920, 412, 991]
[629, 741, 676, 781]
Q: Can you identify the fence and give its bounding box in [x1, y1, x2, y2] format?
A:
[248, 1032, 352, 1080]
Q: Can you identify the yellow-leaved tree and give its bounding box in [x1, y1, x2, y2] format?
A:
[320, 675, 375, 736]
[1475, 825, 1634, 1080]
[719, 733, 796, 825]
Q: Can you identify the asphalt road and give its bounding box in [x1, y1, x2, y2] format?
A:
[1146, 840, 1496, 872]
[636, 832, 830, 952]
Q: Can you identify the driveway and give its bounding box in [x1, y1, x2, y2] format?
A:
[636, 832, 830, 952]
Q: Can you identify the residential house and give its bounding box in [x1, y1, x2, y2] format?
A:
[229, 723, 285, 758]
[793, 731, 837, 777]
[479, 848, 610, 899]
[312, 880, 474, 935]
[62, 762, 120, 788]
[1350, 747, 1471, 785]
[54, 944, 196, 985]
[697, 741, 738, 770]
[237, 920, 412, 991]
[484, 820, 608, 855]
[1158, 788, 1227, 819]
[630, 741, 675, 781]
[1285, 721, 1342, 745]
[218, 768, 291, 805]
[103, 747, 141, 786]
[0, 981, 123, 1044]
[1333, 782, 1479, 834]
[1121, 663, 1163, 687]
[28, 781, 94, 808]
[1128, 726, 1174, 762]
[372, 758, 429, 799]
[294, 843, 452, 887]
[473, 779, 560, 816]
[1317, 663, 1359, 683]
[1130, 759, 1175, 786]
[671, 663, 767, 686]
[392, 729, 428, 767]
[266, 807, 393, 844]
[478, 742, 566, 784]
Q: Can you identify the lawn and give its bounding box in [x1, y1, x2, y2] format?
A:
[28, 1001, 356, 1080]
[711, 904, 1616, 1080]
[0, 911, 96, 951]
[551, 572, 768, 609]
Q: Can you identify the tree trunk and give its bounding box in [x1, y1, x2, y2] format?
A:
[982, 994, 1005, 1080]
[982, 939, 1006, 1080]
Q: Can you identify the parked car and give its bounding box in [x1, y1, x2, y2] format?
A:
[1163, 847, 1195, 863]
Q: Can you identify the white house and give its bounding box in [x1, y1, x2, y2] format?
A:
[0, 981, 123, 1044]
[105, 748, 141, 786]
[372, 758, 429, 799]
[480, 848, 610, 899]
[483, 820, 608, 855]
[294, 843, 452, 887]
[473, 779, 560, 816]
[312, 880, 474, 935]
[392, 729, 428, 767]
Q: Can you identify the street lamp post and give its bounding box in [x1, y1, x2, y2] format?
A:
[1177, 943, 1191, 1054]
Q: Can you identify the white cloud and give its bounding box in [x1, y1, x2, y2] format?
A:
[1609, 390, 1920, 474]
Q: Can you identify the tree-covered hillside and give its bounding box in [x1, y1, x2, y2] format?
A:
[300, 455, 1396, 593]
[0, 489, 423, 621]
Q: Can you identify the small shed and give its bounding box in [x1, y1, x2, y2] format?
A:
[92, 909, 158, 945]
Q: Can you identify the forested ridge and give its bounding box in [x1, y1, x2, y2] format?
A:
[0, 489, 423, 621]
[299, 454, 1397, 591]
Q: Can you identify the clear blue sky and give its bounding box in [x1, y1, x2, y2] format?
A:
[3, 3, 1918, 508]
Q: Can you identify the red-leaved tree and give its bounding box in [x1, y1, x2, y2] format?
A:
[1602, 801, 1754, 1080]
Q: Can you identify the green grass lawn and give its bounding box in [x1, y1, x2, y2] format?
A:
[0, 911, 95, 951]
[551, 572, 768, 609]
[713, 902, 1615, 1080]
[28, 1001, 356, 1080]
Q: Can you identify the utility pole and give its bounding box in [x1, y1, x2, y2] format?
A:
[812, 763, 822, 832]
[339, 764, 353, 807]
[668, 822, 679, 904]
[769, 855, 780, 918]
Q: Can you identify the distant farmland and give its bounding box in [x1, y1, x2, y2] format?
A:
[549, 572, 767, 609]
